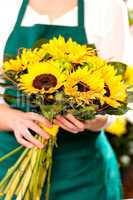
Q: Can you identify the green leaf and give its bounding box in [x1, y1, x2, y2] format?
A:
[5, 70, 17, 80]
[127, 91, 133, 103]
[3, 54, 16, 62]
[128, 9, 133, 26]
[68, 105, 97, 121]
[32, 38, 48, 50]
[0, 82, 13, 87]
[0, 82, 9, 87]
[0, 83, 17, 91]
[108, 61, 127, 76]
[105, 104, 130, 115]
[55, 93, 64, 102]
[87, 43, 98, 55]
[39, 104, 63, 121]
[0, 93, 18, 100]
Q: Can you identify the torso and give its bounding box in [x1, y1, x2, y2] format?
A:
[0, 1, 122, 199]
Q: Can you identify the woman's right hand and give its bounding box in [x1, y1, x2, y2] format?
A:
[0, 104, 52, 149]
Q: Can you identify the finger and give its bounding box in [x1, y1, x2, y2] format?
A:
[85, 115, 107, 124]
[54, 119, 78, 134]
[84, 121, 100, 131]
[56, 115, 80, 132]
[22, 129, 44, 149]
[90, 116, 107, 126]
[84, 117, 107, 131]
[96, 115, 108, 121]
[27, 112, 52, 128]
[65, 114, 85, 130]
[27, 121, 49, 140]
[15, 131, 34, 148]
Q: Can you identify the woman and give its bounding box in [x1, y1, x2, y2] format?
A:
[0, 0, 130, 199]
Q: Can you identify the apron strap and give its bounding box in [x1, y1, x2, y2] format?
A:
[78, 0, 85, 27]
[14, 0, 29, 29]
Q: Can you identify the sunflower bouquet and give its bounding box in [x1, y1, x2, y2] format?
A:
[0, 36, 133, 200]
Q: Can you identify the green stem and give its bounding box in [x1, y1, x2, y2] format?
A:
[0, 148, 29, 189]
[0, 146, 24, 163]
[38, 103, 53, 122]
[17, 148, 38, 199]
[3, 74, 17, 85]
[27, 147, 42, 199]
[31, 137, 47, 199]
[23, 136, 46, 200]
[45, 139, 55, 200]
[4, 156, 31, 195]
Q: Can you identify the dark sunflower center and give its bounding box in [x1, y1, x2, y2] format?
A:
[33, 74, 57, 90]
[104, 84, 110, 97]
[77, 81, 90, 92]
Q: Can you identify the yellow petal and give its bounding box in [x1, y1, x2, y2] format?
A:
[40, 124, 59, 137]
[106, 117, 127, 136]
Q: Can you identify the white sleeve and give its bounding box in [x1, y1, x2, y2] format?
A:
[0, 1, 22, 62]
[102, 115, 116, 129]
[85, 0, 132, 127]
[99, 1, 130, 62]
[85, 0, 131, 62]
[126, 110, 133, 124]
[0, 1, 22, 104]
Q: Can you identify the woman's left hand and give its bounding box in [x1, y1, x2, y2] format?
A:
[84, 115, 108, 131]
[54, 114, 108, 133]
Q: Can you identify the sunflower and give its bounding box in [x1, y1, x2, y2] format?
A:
[65, 38, 95, 63]
[101, 65, 127, 108]
[41, 36, 95, 63]
[124, 65, 133, 87]
[3, 58, 22, 72]
[64, 67, 105, 104]
[19, 48, 45, 65]
[3, 48, 45, 72]
[41, 36, 67, 60]
[85, 56, 106, 71]
[19, 61, 67, 94]
[18, 48, 51, 67]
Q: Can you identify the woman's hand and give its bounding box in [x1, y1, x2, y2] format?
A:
[0, 104, 52, 148]
[84, 115, 108, 131]
[54, 114, 85, 133]
[54, 114, 108, 133]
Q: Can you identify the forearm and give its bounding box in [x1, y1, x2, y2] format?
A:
[0, 104, 13, 131]
[102, 115, 116, 129]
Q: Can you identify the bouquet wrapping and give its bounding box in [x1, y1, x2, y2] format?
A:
[0, 36, 133, 200]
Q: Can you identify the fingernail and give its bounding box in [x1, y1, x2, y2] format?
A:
[56, 116, 60, 119]
[45, 135, 49, 139]
[29, 145, 34, 148]
[53, 120, 57, 124]
[45, 124, 52, 128]
[74, 131, 78, 134]
[48, 124, 53, 128]
[39, 144, 44, 149]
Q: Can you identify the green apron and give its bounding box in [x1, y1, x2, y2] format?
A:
[0, 0, 122, 199]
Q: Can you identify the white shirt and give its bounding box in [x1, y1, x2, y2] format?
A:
[0, 0, 132, 126]
[0, 0, 132, 64]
